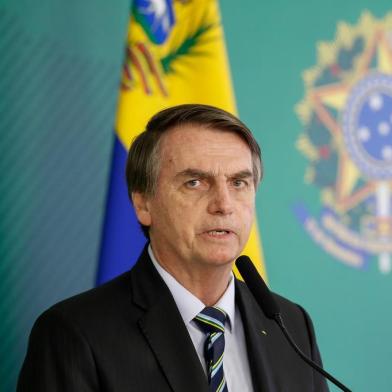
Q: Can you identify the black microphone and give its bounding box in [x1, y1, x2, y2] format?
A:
[235, 255, 352, 392]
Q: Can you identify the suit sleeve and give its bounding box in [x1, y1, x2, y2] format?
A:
[17, 308, 100, 392]
[298, 305, 330, 392]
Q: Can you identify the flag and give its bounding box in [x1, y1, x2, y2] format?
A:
[97, 0, 266, 284]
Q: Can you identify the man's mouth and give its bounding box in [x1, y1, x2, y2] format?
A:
[207, 230, 231, 236]
[203, 228, 236, 238]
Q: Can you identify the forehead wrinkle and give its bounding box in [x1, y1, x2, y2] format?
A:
[161, 124, 252, 157]
[175, 168, 254, 181]
[158, 126, 255, 180]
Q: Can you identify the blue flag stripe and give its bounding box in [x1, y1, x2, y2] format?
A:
[96, 135, 147, 285]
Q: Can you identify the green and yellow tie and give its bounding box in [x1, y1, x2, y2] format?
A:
[194, 306, 229, 392]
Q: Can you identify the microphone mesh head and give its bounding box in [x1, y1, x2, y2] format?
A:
[236, 255, 280, 319]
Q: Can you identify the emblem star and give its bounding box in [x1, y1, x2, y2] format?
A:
[309, 29, 392, 213]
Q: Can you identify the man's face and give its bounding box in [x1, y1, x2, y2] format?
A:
[135, 125, 256, 273]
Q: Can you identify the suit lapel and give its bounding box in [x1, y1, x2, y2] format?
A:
[236, 280, 285, 392]
[130, 247, 208, 392]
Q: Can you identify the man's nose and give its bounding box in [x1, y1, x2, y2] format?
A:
[207, 183, 234, 215]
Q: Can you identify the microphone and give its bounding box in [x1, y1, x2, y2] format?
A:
[235, 255, 351, 392]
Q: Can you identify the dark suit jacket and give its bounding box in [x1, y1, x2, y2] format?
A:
[18, 247, 329, 391]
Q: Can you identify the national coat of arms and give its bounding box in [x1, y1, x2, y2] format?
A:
[295, 11, 392, 274]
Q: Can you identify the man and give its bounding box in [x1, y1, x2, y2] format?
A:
[18, 104, 328, 391]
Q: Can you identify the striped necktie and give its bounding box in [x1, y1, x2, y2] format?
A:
[194, 306, 229, 392]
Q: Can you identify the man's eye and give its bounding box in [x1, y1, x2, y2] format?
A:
[233, 179, 247, 188]
[186, 179, 201, 188]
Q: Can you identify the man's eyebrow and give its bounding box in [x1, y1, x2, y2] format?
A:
[229, 169, 254, 179]
[175, 169, 212, 179]
[175, 168, 254, 180]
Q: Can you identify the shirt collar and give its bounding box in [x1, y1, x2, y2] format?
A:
[148, 245, 235, 331]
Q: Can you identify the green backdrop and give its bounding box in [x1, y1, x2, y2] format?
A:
[1, 1, 391, 391]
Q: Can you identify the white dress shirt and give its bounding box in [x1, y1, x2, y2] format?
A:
[148, 246, 254, 392]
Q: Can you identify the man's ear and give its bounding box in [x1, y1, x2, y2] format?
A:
[131, 192, 152, 226]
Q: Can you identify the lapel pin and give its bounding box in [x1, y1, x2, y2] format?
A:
[261, 330, 267, 335]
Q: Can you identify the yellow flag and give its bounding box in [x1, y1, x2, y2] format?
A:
[98, 0, 266, 283]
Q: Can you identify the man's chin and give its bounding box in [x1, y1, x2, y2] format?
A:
[197, 248, 239, 267]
